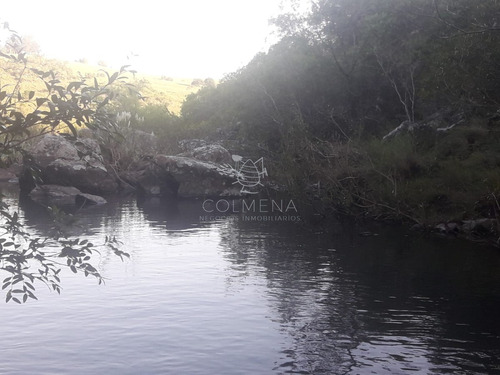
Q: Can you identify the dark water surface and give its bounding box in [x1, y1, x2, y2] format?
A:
[1, 186, 499, 374]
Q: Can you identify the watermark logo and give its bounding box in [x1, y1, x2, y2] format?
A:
[200, 154, 301, 223]
[230, 155, 268, 194]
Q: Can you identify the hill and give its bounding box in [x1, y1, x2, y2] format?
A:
[1, 55, 202, 115]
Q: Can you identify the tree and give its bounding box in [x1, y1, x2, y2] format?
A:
[1, 27, 131, 303]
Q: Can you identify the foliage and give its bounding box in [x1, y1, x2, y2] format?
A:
[178, 0, 500, 227]
[0, 27, 131, 303]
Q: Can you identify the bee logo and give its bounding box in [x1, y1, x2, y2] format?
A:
[231, 155, 267, 194]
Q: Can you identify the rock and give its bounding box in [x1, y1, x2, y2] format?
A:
[29, 185, 107, 207]
[178, 144, 233, 164]
[0, 164, 21, 183]
[76, 193, 107, 207]
[118, 160, 170, 197]
[126, 155, 240, 198]
[461, 219, 497, 234]
[44, 159, 117, 194]
[434, 222, 460, 234]
[28, 133, 80, 166]
[410, 223, 425, 231]
[29, 185, 82, 206]
[21, 133, 118, 195]
[155, 155, 240, 198]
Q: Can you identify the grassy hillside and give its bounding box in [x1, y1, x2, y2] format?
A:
[1, 56, 201, 114]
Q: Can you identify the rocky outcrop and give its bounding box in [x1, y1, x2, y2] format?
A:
[121, 155, 240, 198]
[21, 134, 244, 200]
[156, 155, 239, 197]
[20, 133, 118, 195]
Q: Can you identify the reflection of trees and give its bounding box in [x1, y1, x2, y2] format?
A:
[217, 218, 500, 374]
[1, 185, 130, 303]
[7, 186, 500, 371]
[19, 192, 124, 237]
[137, 197, 235, 233]
[217, 219, 364, 373]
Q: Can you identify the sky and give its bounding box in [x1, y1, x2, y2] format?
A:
[1, 0, 289, 78]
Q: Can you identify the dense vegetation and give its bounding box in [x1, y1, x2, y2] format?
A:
[177, 0, 500, 230]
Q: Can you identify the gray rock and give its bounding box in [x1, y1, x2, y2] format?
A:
[178, 144, 233, 164]
[29, 184, 107, 207]
[29, 133, 80, 166]
[434, 222, 460, 234]
[461, 219, 496, 233]
[178, 139, 207, 152]
[127, 155, 241, 198]
[29, 185, 82, 206]
[155, 155, 240, 198]
[76, 193, 107, 206]
[21, 133, 118, 195]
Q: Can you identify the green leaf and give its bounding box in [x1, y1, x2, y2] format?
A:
[63, 120, 77, 137]
[36, 98, 48, 107]
[109, 72, 119, 84]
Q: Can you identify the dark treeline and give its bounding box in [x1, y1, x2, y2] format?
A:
[177, 0, 500, 229]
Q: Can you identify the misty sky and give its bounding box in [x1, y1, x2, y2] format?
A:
[1, 0, 290, 78]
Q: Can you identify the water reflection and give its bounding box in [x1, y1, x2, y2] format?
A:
[217, 217, 500, 374]
[1, 188, 500, 374]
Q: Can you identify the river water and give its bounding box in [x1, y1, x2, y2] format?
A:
[1, 186, 499, 374]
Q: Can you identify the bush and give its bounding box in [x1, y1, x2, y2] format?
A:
[0, 29, 132, 303]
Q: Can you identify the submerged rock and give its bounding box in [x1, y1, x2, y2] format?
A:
[76, 193, 108, 207]
[29, 185, 107, 207]
[29, 185, 81, 206]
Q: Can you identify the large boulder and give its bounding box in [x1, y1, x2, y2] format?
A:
[20, 133, 118, 195]
[121, 155, 241, 198]
[155, 155, 239, 198]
